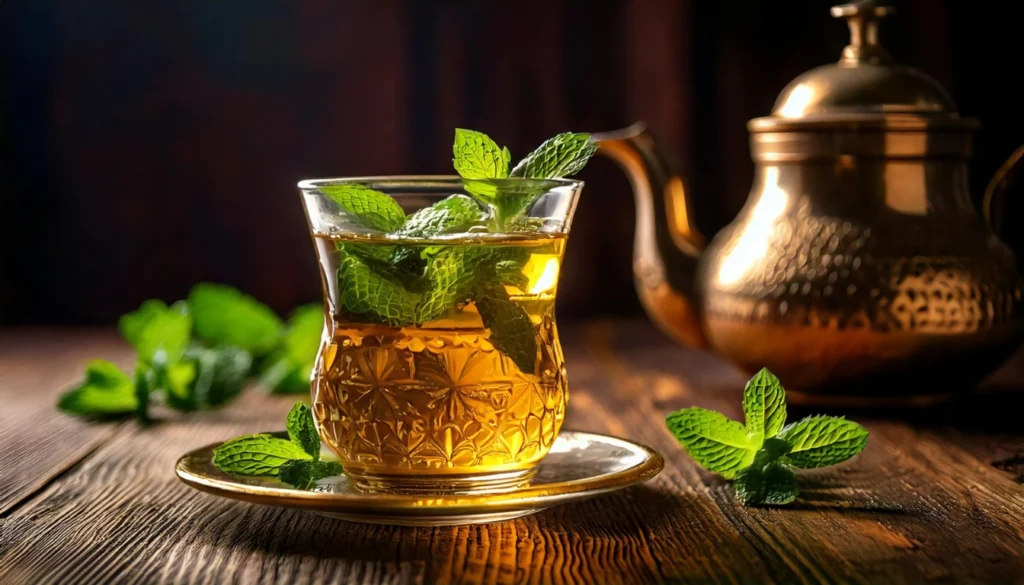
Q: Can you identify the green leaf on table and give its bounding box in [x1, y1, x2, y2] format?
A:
[286, 402, 320, 459]
[742, 367, 787, 443]
[260, 304, 324, 394]
[319, 184, 406, 232]
[118, 299, 169, 346]
[188, 345, 252, 409]
[338, 250, 421, 327]
[734, 461, 799, 506]
[212, 434, 313, 476]
[133, 366, 154, 423]
[161, 359, 199, 411]
[476, 289, 538, 374]
[453, 129, 510, 179]
[665, 407, 759, 479]
[188, 283, 283, 356]
[392, 194, 485, 239]
[136, 309, 192, 367]
[58, 360, 138, 418]
[510, 132, 597, 179]
[777, 416, 869, 469]
[278, 459, 343, 490]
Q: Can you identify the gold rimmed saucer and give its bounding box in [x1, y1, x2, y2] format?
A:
[175, 430, 663, 526]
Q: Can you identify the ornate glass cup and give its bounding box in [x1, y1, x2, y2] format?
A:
[298, 176, 583, 494]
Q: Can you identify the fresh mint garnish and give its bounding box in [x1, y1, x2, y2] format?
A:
[665, 368, 868, 506]
[392, 194, 485, 239]
[476, 291, 538, 373]
[260, 304, 324, 394]
[777, 416, 869, 469]
[213, 402, 341, 490]
[338, 248, 421, 327]
[452, 128, 511, 179]
[212, 433, 313, 476]
[185, 345, 252, 409]
[135, 309, 192, 368]
[510, 132, 597, 179]
[58, 360, 139, 418]
[320, 183, 407, 232]
[189, 283, 284, 356]
[664, 407, 758, 479]
[286, 402, 320, 459]
[734, 460, 799, 506]
[59, 284, 325, 422]
[278, 460, 343, 491]
[742, 367, 787, 443]
[118, 299, 171, 347]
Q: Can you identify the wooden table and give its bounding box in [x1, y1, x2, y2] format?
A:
[1, 321, 1023, 585]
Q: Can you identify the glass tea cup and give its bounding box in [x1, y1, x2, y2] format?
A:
[298, 176, 583, 494]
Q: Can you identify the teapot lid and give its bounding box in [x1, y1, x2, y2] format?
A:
[750, 0, 977, 132]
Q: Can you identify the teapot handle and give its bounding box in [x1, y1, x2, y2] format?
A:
[982, 145, 1024, 233]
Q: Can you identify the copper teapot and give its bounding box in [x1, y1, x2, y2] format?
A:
[596, 0, 1024, 406]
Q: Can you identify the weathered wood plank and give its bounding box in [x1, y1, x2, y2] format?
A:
[1, 323, 1023, 585]
[0, 329, 129, 516]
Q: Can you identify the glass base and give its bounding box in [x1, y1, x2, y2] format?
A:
[344, 466, 538, 495]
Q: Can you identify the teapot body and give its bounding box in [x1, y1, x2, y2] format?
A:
[698, 155, 1024, 404]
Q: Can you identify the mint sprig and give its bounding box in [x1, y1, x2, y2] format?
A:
[665, 368, 868, 506]
[319, 183, 407, 232]
[511, 132, 597, 179]
[59, 283, 327, 421]
[212, 402, 342, 490]
[452, 128, 511, 179]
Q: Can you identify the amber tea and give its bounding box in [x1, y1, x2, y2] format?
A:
[310, 234, 568, 492]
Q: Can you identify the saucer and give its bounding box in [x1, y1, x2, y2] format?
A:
[175, 430, 664, 526]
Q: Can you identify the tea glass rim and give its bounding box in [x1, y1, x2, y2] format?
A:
[297, 174, 584, 193]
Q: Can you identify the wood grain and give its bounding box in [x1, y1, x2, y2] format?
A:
[0, 329, 127, 515]
[0, 323, 1023, 584]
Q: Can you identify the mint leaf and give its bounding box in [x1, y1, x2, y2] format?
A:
[278, 459, 343, 490]
[260, 304, 323, 394]
[665, 407, 759, 479]
[477, 290, 538, 374]
[495, 260, 529, 289]
[453, 129, 510, 179]
[461, 179, 551, 230]
[188, 283, 284, 355]
[286, 402, 320, 459]
[161, 360, 199, 411]
[415, 247, 492, 323]
[734, 461, 798, 506]
[188, 345, 252, 409]
[319, 184, 406, 232]
[743, 368, 787, 443]
[118, 300, 169, 346]
[58, 360, 138, 418]
[136, 309, 192, 368]
[212, 434, 313, 476]
[392, 194, 485, 238]
[339, 249, 421, 327]
[778, 416, 869, 469]
[133, 366, 153, 423]
[510, 132, 597, 179]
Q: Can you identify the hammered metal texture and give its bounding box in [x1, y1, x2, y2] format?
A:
[704, 197, 1023, 333]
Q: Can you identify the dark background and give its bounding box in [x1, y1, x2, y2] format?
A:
[2, 0, 1022, 325]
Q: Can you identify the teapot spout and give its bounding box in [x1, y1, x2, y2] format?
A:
[593, 123, 709, 348]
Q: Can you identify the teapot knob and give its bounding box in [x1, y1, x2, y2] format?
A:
[832, 0, 894, 66]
